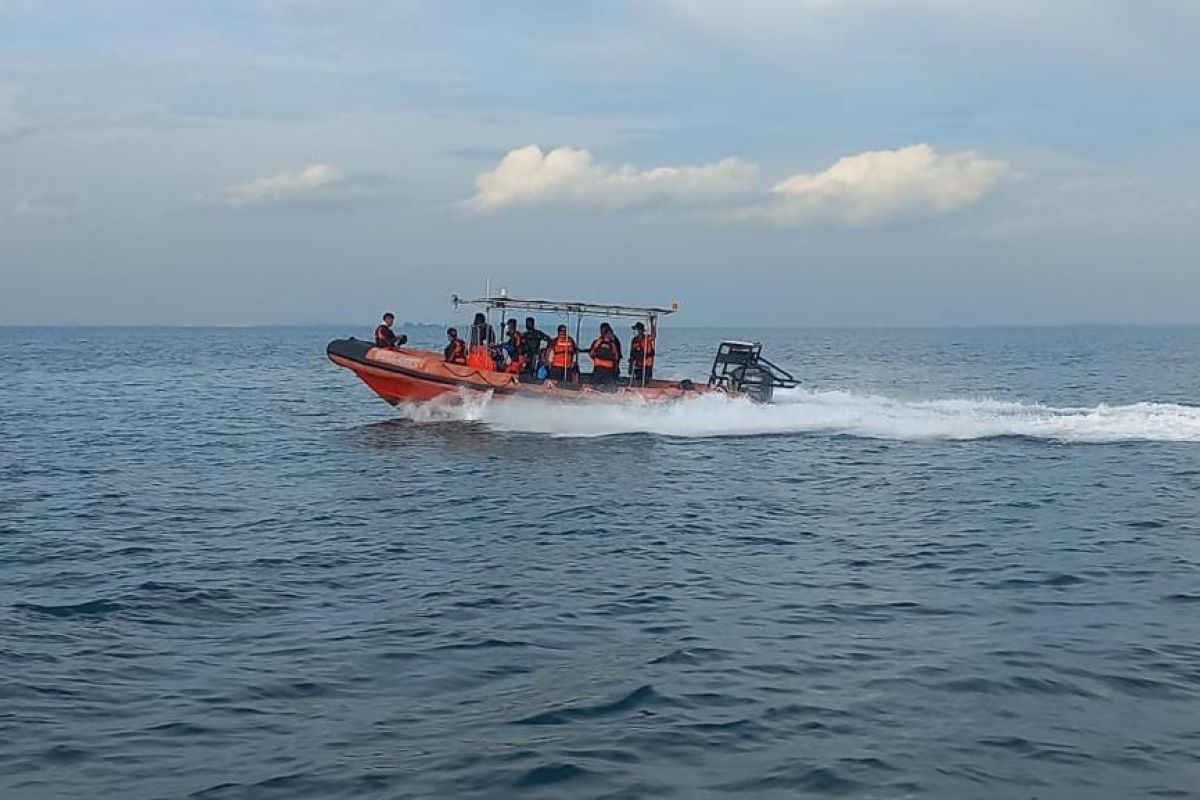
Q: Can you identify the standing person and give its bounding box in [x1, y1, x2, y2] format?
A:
[444, 328, 468, 364]
[503, 319, 523, 353]
[546, 324, 578, 382]
[629, 319, 656, 385]
[467, 312, 495, 370]
[587, 322, 622, 385]
[468, 312, 495, 348]
[521, 316, 550, 377]
[374, 313, 407, 348]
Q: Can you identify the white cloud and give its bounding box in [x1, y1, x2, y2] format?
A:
[222, 163, 337, 207]
[470, 143, 1006, 226]
[218, 163, 387, 209]
[467, 145, 758, 211]
[749, 144, 1008, 225]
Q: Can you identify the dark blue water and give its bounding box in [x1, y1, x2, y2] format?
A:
[3, 326, 1200, 799]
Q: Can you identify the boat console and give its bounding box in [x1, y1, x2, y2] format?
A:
[707, 341, 799, 403]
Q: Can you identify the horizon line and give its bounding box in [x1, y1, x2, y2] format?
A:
[3, 322, 1200, 330]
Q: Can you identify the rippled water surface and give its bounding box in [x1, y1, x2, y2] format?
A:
[3, 325, 1200, 799]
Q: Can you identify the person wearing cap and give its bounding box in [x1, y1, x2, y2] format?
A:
[444, 327, 468, 364]
[587, 322, 622, 385]
[629, 319, 656, 384]
[546, 323, 578, 382]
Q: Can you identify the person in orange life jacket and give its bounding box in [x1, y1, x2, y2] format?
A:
[468, 312, 495, 348]
[629, 320, 656, 384]
[546, 324, 578, 382]
[587, 322, 622, 384]
[465, 312, 496, 370]
[444, 328, 468, 364]
[521, 316, 551, 377]
[374, 313, 407, 349]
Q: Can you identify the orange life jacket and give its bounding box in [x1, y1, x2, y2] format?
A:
[589, 335, 618, 369]
[375, 324, 397, 348]
[549, 335, 577, 368]
[630, 333, 655, 368]
[445, 338, 467, 364]
[466, 345, 493, 370]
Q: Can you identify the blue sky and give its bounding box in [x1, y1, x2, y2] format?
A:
[1, 1, 1197, 325]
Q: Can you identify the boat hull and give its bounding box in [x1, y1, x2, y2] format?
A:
[326, 339, 713, 406]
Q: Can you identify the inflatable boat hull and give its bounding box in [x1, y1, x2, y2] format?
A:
[326, 339, 711, 406]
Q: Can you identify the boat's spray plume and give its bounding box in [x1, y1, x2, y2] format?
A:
[392, 388, 1200, 443]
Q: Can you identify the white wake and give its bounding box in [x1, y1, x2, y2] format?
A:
[394, 388, 1200, 442]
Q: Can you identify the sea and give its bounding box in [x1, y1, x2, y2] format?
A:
[2, 325, 1199, 799]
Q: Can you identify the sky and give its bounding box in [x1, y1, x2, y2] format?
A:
[1, 0, 1198, 326]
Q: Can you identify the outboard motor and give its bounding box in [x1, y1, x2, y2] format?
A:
[708, 341, 798, 402]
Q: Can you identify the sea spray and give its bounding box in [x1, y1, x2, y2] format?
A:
[391, 387, 1200, 443]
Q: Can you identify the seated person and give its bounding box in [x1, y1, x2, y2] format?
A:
[444, 327, 468, 364]
[374, 313, 407, 348]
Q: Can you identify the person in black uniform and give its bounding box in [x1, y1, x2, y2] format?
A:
[521, 316, 551, 377]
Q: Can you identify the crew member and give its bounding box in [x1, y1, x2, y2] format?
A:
[629, 320, 656, 384]
[503, 318, 523, 349]
[521, 316, 551, 377]
[444, 327, 468, 364]
[491, 323, 521, 372]
[546, 324, 578, 382]
[587, 322, 622, 384]
[374, 313, 407, 349]
[469, 313, 495, 347]
[467, 312, 495, 370]
[501, 326, 524, 374]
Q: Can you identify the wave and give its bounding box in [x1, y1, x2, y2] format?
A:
[392, 388, 1200, 442]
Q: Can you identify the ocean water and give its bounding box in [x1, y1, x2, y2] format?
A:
[2, 325, 1200, 799]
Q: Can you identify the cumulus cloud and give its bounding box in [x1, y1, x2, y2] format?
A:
[749, 144, 1008, 225]
[468, 143, 1006, 225]
[217, 163, 387, 209]
[467, 145, 758, 211]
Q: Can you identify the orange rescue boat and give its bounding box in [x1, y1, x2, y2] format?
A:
[327, 295, 798, 407]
